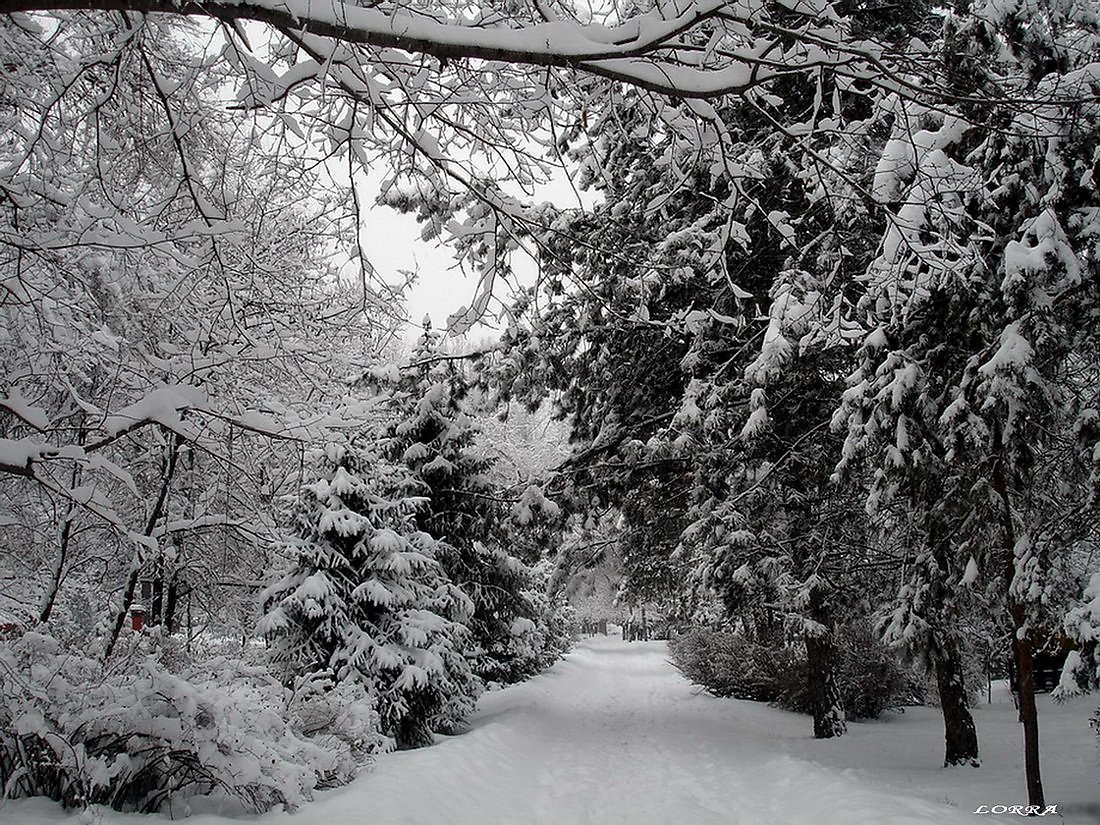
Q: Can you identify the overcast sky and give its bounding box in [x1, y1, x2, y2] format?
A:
[359, 172, 597, 347]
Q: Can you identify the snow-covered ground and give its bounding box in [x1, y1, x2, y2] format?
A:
[7, 637, 1099, 825]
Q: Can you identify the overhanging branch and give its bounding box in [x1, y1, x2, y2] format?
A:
[0, 0, 864, 99]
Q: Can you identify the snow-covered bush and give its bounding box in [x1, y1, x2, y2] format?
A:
[284, 673, 386, 785]
[770, 624, 910, 720]
[669, 628, 779, 702]
[669, 624, 910, 719]
[528, 563, 576, 670]
[1057, 571, 1100, 697]
[260, 445, 482, 749]
[0, 631, 379, 814]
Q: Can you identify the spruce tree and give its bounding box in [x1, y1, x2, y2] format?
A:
[374, 322, 554, 684]
[259, 444, 481, 749]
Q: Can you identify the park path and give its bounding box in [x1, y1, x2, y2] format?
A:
[12, 635, 1097, 825]
[278, 637, 976, 825]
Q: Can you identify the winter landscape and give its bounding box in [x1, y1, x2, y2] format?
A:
[2, 0, 1100, 822]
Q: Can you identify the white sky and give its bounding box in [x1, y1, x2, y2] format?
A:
[359, 173, 597, 347]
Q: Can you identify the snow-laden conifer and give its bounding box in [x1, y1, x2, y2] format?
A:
[260, 444, 481, 749]
[371, 321, 569, 684]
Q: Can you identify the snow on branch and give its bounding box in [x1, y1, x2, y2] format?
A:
[0, 0, 876, 99]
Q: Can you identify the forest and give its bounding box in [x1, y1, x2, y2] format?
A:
[1, 0, 1099, 818]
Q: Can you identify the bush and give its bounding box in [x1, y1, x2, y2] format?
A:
[285, 673, 387, 786]
[669, 628, 780, 702]
[0, 632, 383, 814]
[768, 623, 910, 720]
[669, 623, 909, 720]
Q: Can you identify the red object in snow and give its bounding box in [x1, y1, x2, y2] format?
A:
[130, 605, 146, 632]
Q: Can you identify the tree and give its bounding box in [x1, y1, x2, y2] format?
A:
[371, 321, 566, 683]
[5, 0, 1098, 805]
[260, 442, 481, 750]
[0, 0, 1010, 340]
[830, 0, 1100, 800]
[0, 10, 395, 655]
[495, 80, 878, 739]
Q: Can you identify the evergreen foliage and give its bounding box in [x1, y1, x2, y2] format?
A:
[259, 444, 481, 750]
[371, 323, 571, 685]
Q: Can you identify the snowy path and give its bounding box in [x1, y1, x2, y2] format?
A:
[287, 638, 978, 825]
[12, 637, 1097, 825]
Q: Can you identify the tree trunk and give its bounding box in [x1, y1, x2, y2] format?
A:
[806, 589, 846, 739]
[933, 634, 979, 766]
[805, 628, 846, 739]
[990, 439, 1044, 807]
[39, 497, 74, 624]
[39, 435, 84, 624]
[395, 713, 434, 750]
[163, 573, 179, 633]
[150, 557, 164, 626]
[1011, 615, 1045, 807]
[103, 434, 181, 660]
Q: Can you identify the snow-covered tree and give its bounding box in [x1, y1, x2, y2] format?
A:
[0, 11, 396, 658]
[367, 324, 566, 683]
[496, 87, 878, 739]
[260, 444, 481, 749]
[0, 0, 999, 337]
[829, 0, 1100, 801]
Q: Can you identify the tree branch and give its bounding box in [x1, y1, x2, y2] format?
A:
[0, 0, 861, 99]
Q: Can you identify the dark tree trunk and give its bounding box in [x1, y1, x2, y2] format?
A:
[394, 714, 434, 750]
[39, 435, 84, 624]
[39, 502, 74, 625]
[806, 589, 846, 739]
[163, 573, 179, 633]
[1011, 615, 1045, 807]
[103, 434, 181, 660]
[150, 560, 164, 626]
[805, 629, 847, 739]
[933, 634, 979, 766]
[991, 439, 1044, 808]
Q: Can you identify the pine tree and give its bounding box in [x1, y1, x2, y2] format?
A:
[259, 444, 481, 749]
[373, 322, 557, 684]
[832, 0, 1100, 794]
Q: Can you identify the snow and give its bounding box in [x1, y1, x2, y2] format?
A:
[0, 389, 50, 430]
[7, 638, 1097, 825]
[1002, 209, 1082, 295]
[0, 437, 49, 471]
[102, 385, 206, 438]
[961, 555, 980, 586]
[979, 323, 1035, 376]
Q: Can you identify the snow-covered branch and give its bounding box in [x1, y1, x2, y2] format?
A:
[1, 0, 874, 98]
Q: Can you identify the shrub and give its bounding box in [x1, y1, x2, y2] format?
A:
[669, 623, 909, 720]
[768, 623, 910, 720]
[0, 631, 382, 814]
[669, 628, 780, 702]
[285, 673, 386, 786]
